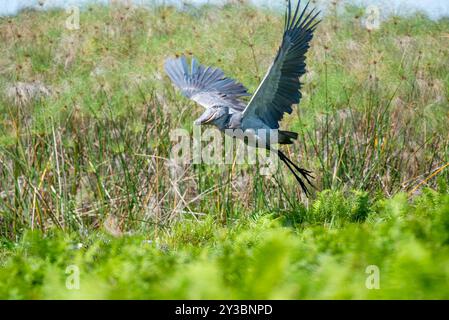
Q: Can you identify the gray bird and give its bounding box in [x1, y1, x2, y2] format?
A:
[165, 0, 320, 196]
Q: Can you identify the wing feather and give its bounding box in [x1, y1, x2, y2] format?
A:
[164, 56, 250, 111]
[242, 0, 320, 129]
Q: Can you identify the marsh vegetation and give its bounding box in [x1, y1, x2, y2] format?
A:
[0, 2, 448, 298]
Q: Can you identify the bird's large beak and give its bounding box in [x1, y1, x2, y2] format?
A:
[194, 110, 217, 125]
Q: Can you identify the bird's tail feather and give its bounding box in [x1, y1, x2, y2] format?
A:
[279, 130, 299, 144]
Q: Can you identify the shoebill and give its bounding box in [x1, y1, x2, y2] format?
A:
[165, 0, 320, 196]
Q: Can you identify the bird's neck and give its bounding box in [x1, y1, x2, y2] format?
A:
[227, 112, 243, 130]
[212, 113, 232, 130]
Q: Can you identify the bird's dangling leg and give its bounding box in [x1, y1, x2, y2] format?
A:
[275, 149, 315, 196]
[277, 150, 314, 186]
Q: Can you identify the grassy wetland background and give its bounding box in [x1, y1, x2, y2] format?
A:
[0, 0, 449, 299]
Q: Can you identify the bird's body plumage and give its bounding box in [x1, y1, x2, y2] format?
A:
[164, 0, 319, 196]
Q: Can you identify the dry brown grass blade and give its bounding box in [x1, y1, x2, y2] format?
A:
[409, 162, 449, 196]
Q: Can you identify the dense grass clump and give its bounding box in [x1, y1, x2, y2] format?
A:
[0, 2, 448, 299]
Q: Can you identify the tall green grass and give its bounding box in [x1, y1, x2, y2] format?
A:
[0, 3, 447, 237]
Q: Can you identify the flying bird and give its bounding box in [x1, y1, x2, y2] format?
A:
[165, 0, 320, 196]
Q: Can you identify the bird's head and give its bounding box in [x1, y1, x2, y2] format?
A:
[194, 106, 230, 126]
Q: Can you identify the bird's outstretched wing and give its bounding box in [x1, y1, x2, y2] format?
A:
[164, 56, 250, 112]
[242, 0, 320, 128]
